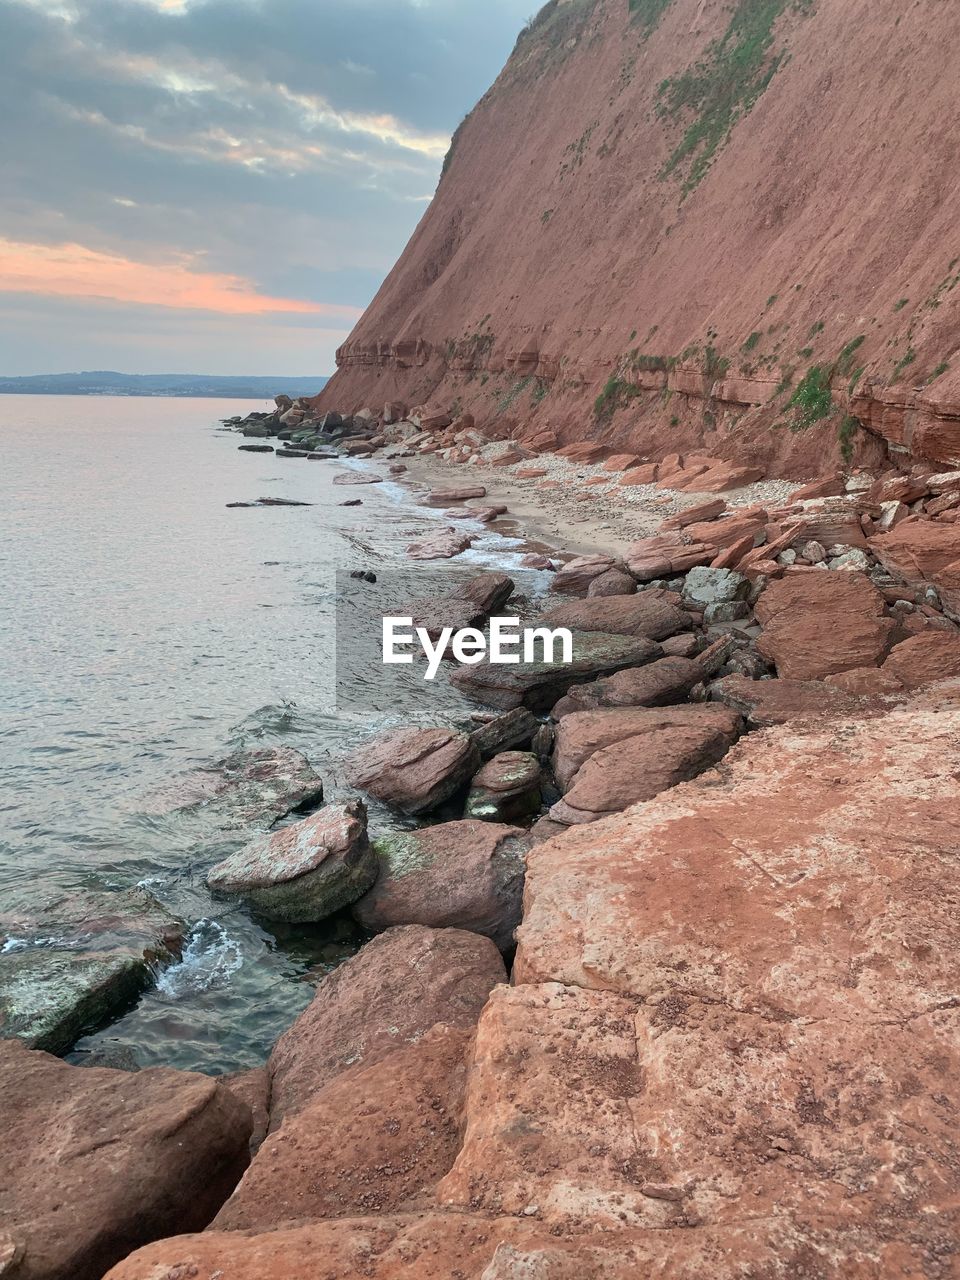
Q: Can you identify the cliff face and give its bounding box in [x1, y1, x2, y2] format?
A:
[318, 0, 960, 476]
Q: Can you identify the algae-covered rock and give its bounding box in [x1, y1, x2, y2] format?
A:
[0, 889, 183, 1055]
[464, 752, 542, 824]
[206, 801, 377, 923]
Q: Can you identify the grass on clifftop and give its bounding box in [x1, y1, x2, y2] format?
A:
[656, 0, 812, 195]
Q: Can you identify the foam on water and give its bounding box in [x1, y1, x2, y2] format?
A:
[154, 918, 243, 999]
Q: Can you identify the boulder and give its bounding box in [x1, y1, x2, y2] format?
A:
[624, 535, 713, 580]
[551, 653, 714, 717]
[345, 727, 480, 815]
[0, 889, 183, 1055]
[585, 568, 636, 597]
[424, 486, 487, 505]
[678, 461, 764, 492]
[464, 751, 542, 824]
[555, 441, 606, 464]
[602, 453, 643, 472]
[548, 554, 620, 596]
[469, 707, 539, 758]
[618, 463, 660, 486]
[205, 801, 377, 924]
[408, 572, 513, 641]
[870, 521, 960, 602]
[450, 631, 662, 712]
[354, 821, 528, 951]
[268, 925, 506, 1123]
[406, 528, 473, 560]
[709, 675, 871, 727]
[680, 566, 750, 610]
[660, 498, 726, 529]
[0, 1039, 251, 1280]
[881, 631, 960, 688]
[549, 721, 739, 823]
[536, 593, 690, 642]
[214, 1027, 472, 1231]
[825, 666, 905, 694]
[551, 704, 743, 789]
[142, 746, 323, 829]
[755, 572, 897, 679]
[333, 471, 383, 485]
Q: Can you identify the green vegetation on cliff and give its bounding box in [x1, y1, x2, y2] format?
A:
[656, 0, 812, 194]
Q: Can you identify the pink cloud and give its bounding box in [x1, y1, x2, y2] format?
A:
[0, 238, 362, 318]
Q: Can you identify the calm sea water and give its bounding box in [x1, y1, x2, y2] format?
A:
[0, 395, 542, 1072]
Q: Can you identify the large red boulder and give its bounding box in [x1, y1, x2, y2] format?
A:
[537, 591, 690, 642]
[882, 631, 960, 687]
[268, 925, 505, 1124]
[214, 1026, 471, 1230]
[354, 821, 529, 951]
[549, 722, 738, 824]
[0, 1040, 251, 1280]
[551, 704, 742, 789]
[345, 727, 480, 815]
[755, 572, 897, 679]
[709, 674, 876, 727]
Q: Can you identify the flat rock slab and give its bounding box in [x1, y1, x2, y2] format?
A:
[206, 801, 376, 923]
[552, 654, 707, 716]
[538, 592, 690, 642]
[550, 721, 738, 824]
[552, 704, 743, 789]
[469, 707, 539, 758]
[408, 572, 514, 640]
[755, 570, 897, 679]
[0, 1039, 251, 1280]
[101, 1215, 918, 1279]
[354, 821, 529, 951]
[332, 471, 383, 484]
[406, 528, 473, 560]
[345, 726, 480, 815]
[450, 630, 662, 712]
[268, 924, 506, 1124]
[517, 682, 960, 1023]
[708, 674, 878, 726]
[438, 983, 960, 1245]
[141, 746, 323, 829]
[214, 1026, 472, 1231]
[0, 889, 183, 1055]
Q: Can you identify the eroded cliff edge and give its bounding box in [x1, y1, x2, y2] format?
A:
[316, 0, 960, 475]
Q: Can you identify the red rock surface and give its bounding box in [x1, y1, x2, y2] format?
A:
[882, 631, 960, 687]
[214, 1026, 471, 1230]
[537, 592, 689, 642]
[755, 571, 897, 679]
[268, 925, 505, 1124]
[345, 726, 480, 815]
[313, 0, 960, 473]
[0, 1040, 251, 1280]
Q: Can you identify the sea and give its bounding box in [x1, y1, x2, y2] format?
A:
[0, 394, 547, 1072]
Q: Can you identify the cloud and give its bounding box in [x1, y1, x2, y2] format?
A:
[0, 0, 531, 372]
[0, 237, 364, 316]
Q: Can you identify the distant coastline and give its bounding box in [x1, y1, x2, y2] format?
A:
[0, 371, 329, 399]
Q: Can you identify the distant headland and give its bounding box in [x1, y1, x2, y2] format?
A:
[0, 371, 329, 399]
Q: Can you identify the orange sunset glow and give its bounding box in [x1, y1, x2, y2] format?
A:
[0, 238, 362, 318]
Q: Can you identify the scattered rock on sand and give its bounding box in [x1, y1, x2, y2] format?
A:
[345, 727, 480, 815]
[464, 751, 542, 824]
[406, 528, 473, 560]
[206, 801, 377, 923]
[0, 889, 183, 1055]
[268, 924, 506, 1123]
[354, 821, 529, 950]
[332, 471, 383, 485]
[424, 486, 487, 505]
[0, 1039, 251, 1280]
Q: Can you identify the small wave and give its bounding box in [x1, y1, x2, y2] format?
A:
[1, 933, 90, 953]
[154, 919, 243, 999]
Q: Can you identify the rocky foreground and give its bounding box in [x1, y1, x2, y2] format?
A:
[4, 396, 960, 1277]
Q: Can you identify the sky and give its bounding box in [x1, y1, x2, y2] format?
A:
[0, 0, 532, 375]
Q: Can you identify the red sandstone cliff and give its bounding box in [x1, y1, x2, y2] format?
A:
[317, 0, 960, 476]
